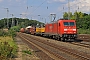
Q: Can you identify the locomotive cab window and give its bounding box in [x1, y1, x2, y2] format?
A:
[70, 22, 75, 26]
[64, 22, 75, 26]
[64, 22, 69, 26]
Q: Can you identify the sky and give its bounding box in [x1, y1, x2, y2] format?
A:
[0, 0, 90, 23]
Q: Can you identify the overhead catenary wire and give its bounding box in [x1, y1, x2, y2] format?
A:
[23, 0, 36, 19]
[26, 0, 85, 21]
[56, 0, 82, 14]
[44, 0, 83, 22]
[30, 0, 47, 15]
[51, 0, 83, 20]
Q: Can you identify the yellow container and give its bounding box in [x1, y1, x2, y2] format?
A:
[36, 28, 41, 33]
[40, 28, 45, 33]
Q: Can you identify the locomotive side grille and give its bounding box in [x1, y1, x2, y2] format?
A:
[62, 34, 77, 38]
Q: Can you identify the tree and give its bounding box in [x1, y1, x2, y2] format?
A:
[78, 12, 84, 18]
[63, 12, 68, 19]
[63, 12, 72, 19]
[0, 20, 4, 29]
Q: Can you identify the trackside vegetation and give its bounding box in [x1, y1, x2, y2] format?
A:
[0, 18, 44, 60]
[22, 50, 32, 55]
[0, 26, 20, 60]
[0, 37, 17, 60]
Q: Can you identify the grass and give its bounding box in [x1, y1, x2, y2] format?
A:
[0, 36, 18, 58]
[0, 36, 17, 47]
[0, 36, 12, 42]
[22, 50, 32, 55]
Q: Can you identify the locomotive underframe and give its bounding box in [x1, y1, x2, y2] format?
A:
[61, 34, 77, 41]
[42, 33, 77, 41]
[62, 34, 77, 39]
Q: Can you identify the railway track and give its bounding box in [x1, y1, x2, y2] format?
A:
[70, 42, 90, 48]
[72, 34, 90, 48]
[78, 34, 90, 42]
[17, 33, 66, 60]
[17, 32, 90, 60]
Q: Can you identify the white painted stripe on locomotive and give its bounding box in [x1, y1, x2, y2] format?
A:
[64, 29, 76, 31]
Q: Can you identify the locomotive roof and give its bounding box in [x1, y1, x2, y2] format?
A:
[46, 19, 75, 24]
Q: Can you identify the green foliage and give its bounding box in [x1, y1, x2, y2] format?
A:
[78, 29, 90, 34]
[63, 12, 68, 19]
[0, 28, 18, 37]
[0, 42, 16, 60]
[63, 12, 72, 19]
[9, 26, 20, 32]
[29, 20, 44, 26]
[0, 18, 44, 29]
[0, 30, 9, 36]
[8, 26, 20, 38]
[22, 50, 32, 55]
[0, 20, 4, 29]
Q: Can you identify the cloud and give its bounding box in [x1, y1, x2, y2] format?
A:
[70, 0, 90, 13]
[53, 0, 66, 2]
[57, 0, 90, 13]
[47, 0, 66, 3]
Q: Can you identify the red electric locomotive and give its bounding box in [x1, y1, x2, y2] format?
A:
[45, 19, 77, 41]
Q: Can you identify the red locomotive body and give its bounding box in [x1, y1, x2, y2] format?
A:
[45, 19, 77, 41]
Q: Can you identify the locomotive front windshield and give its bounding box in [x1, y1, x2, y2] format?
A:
[64, 22, 75, 26]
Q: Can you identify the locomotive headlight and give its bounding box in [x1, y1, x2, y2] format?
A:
[73, 29, 76, 31]
[64, 29, 67, 31]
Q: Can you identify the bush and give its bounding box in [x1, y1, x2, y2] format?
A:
[0, 42, 15, 60]
[78, 29, 90, 34]
[0, 26, 19, 60]
[8, 26, 20, 38]
[10, 26, 20, 32]
[8, 30, 16, 38]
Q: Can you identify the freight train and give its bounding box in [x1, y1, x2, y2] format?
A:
[20, 19, 77, 41]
